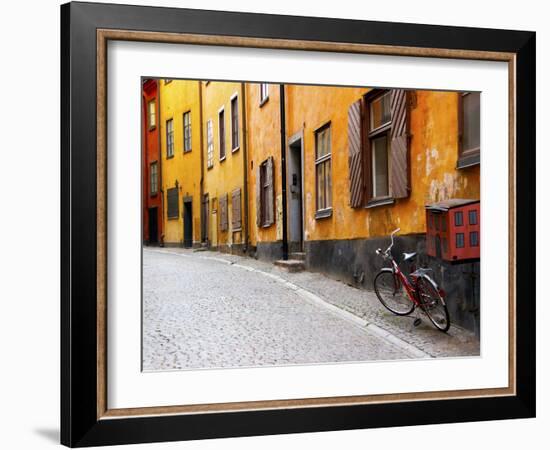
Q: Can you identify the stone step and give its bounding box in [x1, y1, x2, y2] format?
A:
[274, 259, 305, 273]
[289, 252, 306, 261]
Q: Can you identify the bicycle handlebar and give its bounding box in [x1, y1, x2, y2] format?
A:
[376, 228, 401, 258]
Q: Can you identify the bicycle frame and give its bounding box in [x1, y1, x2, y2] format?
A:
[386, 257, 422, 307]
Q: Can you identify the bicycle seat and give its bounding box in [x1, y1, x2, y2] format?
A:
[402, 252, 417, 261]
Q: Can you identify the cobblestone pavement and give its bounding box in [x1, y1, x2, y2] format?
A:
[143, 248, 414, 371]
[143, 247, 479, 371]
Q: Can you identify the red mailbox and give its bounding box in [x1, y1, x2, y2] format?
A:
[425, 199, 480, 262]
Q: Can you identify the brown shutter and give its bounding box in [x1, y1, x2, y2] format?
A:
[220, 194, 228, 231]
[256, 166, 262, 227]
[348, 99, 364, 207]
[266, 156, 275, 225]
[390, 89, 410, 199]
[232, 188, 242, 230]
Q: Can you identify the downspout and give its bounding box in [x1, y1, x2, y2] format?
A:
[198, 81, 205, 243]
[240, 82, 249, 254]
[280, 84, 288, 260]
[157, 79, 164, 246]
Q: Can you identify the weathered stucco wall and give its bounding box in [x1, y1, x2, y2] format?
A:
[201, 81, 245, 247]
[246, 83, 282, 247]
[159, 80, 202, 246]
[286, 86, 480, 241]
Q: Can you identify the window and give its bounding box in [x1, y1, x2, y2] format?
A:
[455, 211, 463, 226]
[458, 92, 480, 168]
[206, 119, 214, 169]
[456, 232, 465, 248]
[183, 111, 192, 152]
[257, 157, 274, 227]
[367, 91, 391, 200]
[469, 209, 478, 225]
[470, 231, 479, 247]
[259, 83, 269, 105]
[167, 187, 179, 219]
[347, 89, 410, 209]
[230, 95, 239, 151]
[148, 100, 156, 129]
[315, 124, 332, 217]
[218, 108, 226, 160]
[149, 162, 158, 195]
[166, 119, 174, 158]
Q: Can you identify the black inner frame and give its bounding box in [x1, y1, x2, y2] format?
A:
[61, 2, 536, 447]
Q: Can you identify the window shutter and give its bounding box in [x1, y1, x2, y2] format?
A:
[390, 89, 410, 199]
[220, 194, 228, 231]
[256, 166, 262, 227]
[232, 188, 242, 230]
[348, 99, 364, 207]
[266, 156, 275, 225]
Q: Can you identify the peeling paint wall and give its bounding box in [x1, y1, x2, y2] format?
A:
[286, 86, 480, 241]
[159, 80, 202, 246]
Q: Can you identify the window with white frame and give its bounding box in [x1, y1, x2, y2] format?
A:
[206, 119, 214, 169]
[230, 95, 239, 151]
[166, 118, 174, 158]
[148, 99, 156, 129]
[315, 124, 332, 216]
[150, 161, 158, 195]
[183, 111, 192, 152]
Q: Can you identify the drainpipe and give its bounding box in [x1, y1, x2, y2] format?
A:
[240, 82, 249, 254]
[157, 79, 165, 246]
[198, 81, 205, 244]
[280, 84, 288, 260]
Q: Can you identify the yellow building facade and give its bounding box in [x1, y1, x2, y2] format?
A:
[159, 79, 202, 247]
[201, 81, 247, 251]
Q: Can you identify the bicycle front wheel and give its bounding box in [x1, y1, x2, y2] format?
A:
[416, 276, 450, 332]
[374, 270, 415, 316]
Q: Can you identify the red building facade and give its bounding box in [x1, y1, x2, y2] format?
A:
[142, 79, 163, 245]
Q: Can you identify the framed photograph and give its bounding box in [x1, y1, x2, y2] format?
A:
[61, 1, 535, 447]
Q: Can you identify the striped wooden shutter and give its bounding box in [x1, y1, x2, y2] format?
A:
[220, 194, 228, 231]
[348, 99, 364, 207]
[390, 89, 410, 199]
[232, 188, 242, 230]
[256, 166, 262, 227]
[266, 156, 275, 225]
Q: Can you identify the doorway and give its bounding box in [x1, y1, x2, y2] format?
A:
[288, 134, 304, 252]
[183, 198, 193, 248]
[148, 207, 158, 244]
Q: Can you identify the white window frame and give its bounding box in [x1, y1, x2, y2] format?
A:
[314, 123, 332, 217]
[218, 105, 226, 162]
[148, 99, 156, 129]
[206, 119, 214, 169]
[183, 110, 192, 152]
[230, 92, 240, 152]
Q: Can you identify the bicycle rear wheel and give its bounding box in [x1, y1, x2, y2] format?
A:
[416, 276, 450, 332]
[374, 270, 415, 316]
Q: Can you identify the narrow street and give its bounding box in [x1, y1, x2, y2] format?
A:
[143, 248, 479, 371]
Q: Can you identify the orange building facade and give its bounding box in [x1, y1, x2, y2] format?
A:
[142, 79, 163, 245]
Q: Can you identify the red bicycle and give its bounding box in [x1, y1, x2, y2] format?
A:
[374, 228, 450, 332]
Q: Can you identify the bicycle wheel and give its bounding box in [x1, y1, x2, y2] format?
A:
[416, 276, 450, 332]
[374, 270, 415, 316]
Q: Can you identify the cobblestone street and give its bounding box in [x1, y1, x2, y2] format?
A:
[143, 247, 479, 371]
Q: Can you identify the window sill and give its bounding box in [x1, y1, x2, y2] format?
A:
[148, 125, 156, 132]
[457, 153, 480, 169]
[315, 208, 333, 220]
[232, 146, 240, 153]
[220, 155, 227, 162]
[365, 197, 395, 209]
[166, 155, 174, 160]
[183, 149, 192, 154]
[261, 222, 274, 228]
[207, 165, 213, 170]
[232, 227, 243, 232]
[167, 216, 179, 221]
[259, 96, 269, 107]
[149, 192, 158, 198]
